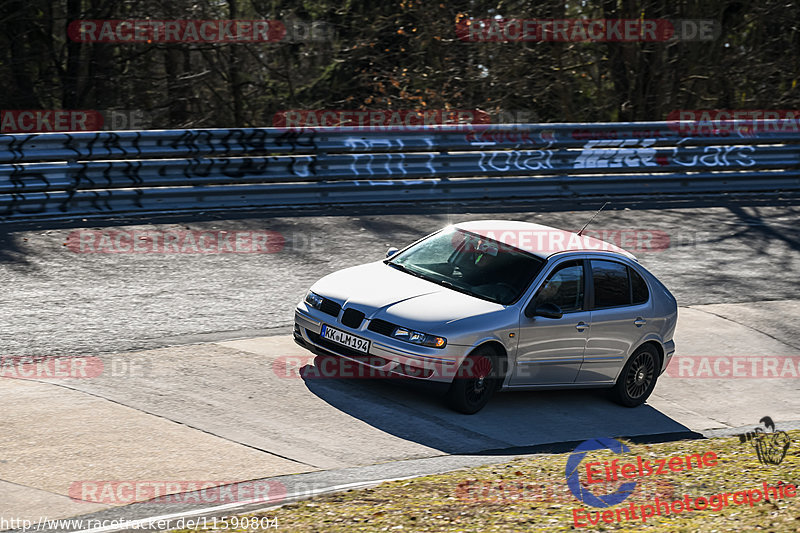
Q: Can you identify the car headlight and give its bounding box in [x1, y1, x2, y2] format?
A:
[304, 291, 324, 310]
[392, 327, 447, 349]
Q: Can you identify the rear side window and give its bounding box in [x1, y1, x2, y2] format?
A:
[591, 260, 650, 308]
[630, 268, 649, 304]
[592, 260, 629, 308]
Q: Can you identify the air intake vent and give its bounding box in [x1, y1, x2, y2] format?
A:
[319, 298, 342, 317]
[341, 308, 366, 329]
[368, 319, 398, 337]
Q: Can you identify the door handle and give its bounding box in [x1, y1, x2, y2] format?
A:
[634, 317, 647, 327]
[575, 322, 589, 332]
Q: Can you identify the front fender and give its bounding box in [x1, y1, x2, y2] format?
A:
[464, 331, 519, 385]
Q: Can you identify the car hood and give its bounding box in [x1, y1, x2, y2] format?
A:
[310, 261, 505, 324]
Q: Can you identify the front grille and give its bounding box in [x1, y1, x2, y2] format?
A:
[367, 318, 398, 337]
[341, 308, 366, 329]
[319, 298, 341, 317]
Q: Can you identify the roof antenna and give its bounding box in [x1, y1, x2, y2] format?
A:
[577, 202, 609, 236]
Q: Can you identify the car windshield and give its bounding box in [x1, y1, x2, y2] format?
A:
[387, 227, 545, 305]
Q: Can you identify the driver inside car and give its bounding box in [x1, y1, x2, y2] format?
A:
[534, 277, 561, 308]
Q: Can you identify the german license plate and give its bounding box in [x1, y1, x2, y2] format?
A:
[320, 324, 371, 354]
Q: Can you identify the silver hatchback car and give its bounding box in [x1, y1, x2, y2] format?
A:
[294, 220, 677, 414]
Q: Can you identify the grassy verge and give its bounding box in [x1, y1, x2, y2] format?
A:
[172, 430, 799, 532]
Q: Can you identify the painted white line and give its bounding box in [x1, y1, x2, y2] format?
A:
[72, 475, 419, 533]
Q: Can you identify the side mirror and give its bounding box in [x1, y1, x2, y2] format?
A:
[525, 302, 563, 319]
[386, 247, 399, 258]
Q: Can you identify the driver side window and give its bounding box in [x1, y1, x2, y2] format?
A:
[532, 261, 585, 313]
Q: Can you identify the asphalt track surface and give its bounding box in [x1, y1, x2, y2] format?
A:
[1, 202, 800, 531]
[2, 203, 800, 357]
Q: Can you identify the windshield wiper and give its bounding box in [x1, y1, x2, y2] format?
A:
[386, 261, 426, 280]
[436, 279, 498, 303]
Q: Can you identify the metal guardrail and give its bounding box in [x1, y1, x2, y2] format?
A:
[1, 122, 799, 220]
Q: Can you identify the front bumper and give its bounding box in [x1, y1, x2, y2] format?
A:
[294, 308, 461, 383]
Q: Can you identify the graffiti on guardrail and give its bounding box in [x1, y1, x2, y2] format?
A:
[477, 149, 555, 172]
[671, 143, 756, 167]
[1, 124, 799, 219]
[574, 139, 659, 169]
[573, 140, 758, 169]
[343, 137, 430, 177]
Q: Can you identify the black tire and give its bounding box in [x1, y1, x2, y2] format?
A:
[445, 347, 501, 414]
[611, 344, 660, 407]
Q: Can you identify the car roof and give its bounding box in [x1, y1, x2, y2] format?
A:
[453, 220, 637, 260]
